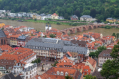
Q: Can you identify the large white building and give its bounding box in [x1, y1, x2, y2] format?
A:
[80, 15, 97, 22]
[25, 38, 89, 61]
[20, 63, 37, 79]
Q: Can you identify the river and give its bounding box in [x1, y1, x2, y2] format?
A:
[0, 19, 73, 32]
[70, 28, 119, 36]
[0, 19, 119, 36]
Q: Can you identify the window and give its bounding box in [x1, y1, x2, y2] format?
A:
[60, 71, 64, 75]
[65, 72, 68, 76]
[57, 71, 60, 75]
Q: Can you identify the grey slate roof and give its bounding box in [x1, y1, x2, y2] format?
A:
[71, 15, 78, 18]
[47, 14, 51, 16]
[0, 73, 22, 79]
[0, 29, 6, 38]
[17, 35, 27, 40]
[25, 38, 88, 55]
[40, 13, 46, 16]
[107, 18, 114, 20]
[80, 15, 92, 18]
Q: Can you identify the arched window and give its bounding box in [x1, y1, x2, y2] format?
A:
[57, 71, 59, 75]
[4, 40, 5, 44]
[60, 71, 64, 75]
[1, 39, 3, 45]
[65, 72, 68, 76]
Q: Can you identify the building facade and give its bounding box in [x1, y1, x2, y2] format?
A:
[25, 38, 89, 61]
[17, 35, 30, 47]
[98, 49, 113, 67]
[70, 15, 78, 20]
[80, 15, 96, 22]
[51, 13, 59, 19]
[0, 29, 7, 45]
[20, 63, 37, 79]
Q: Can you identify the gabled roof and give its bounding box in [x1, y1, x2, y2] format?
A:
[80, 15, 92, 18]
[52, 13, 58, 16]
[0, 29, 6, 38]
[1, 73, 22, 79]
[86, 57, 96, 68]
[71, 15, 78, 18]
[98, 49, 112, 58]
[17, 35, 27, 40]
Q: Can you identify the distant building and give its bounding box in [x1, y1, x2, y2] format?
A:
[58, 16, 64, 20]
[51, 13, 59, 19]
[80, 15, 96, 22]
[0, 10, 6, 14]
[70, 15, 78, 20]
[98, 49, 113, 66]
[8, 13, 17, 18]
[106, 18, 116, 23]
[46, 14, 52, 19]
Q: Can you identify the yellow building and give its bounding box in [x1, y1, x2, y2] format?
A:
[116, 19, 119, 23]
[9, 35, 20, 46]
[0, 23, 5, 28]
[106, 18, 116, 23]
[51, 13, 59, 19]
[32, 14, 36, 19]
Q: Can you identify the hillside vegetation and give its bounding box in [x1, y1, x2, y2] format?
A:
[0, 0, 119, 21]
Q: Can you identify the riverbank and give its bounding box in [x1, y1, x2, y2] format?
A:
[25, 19, 88, 26]
[0, 17, 87, 26]
[0, 19, 81, 32]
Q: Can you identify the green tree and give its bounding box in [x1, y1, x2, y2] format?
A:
[53, 61, 58, 67]
[85, 75, 97, 79]
[32, 58, 41, 63]
[101, 42, 119, 79]
[34, 19, 37, 21]
[89, 46, 106, 58]
[89, 52, 95, 58]
[65, 75, 73, 79]
[50, 34, 56, 38]
[90, 9, 97, 18]
[95, 46, 106, 58]
[112, 33, 116, 37]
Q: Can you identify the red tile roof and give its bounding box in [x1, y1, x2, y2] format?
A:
[0, 48, 36, 64]
[52, 13, 58, 16]
[86, 57, 96, 68]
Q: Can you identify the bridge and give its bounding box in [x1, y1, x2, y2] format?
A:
[60, 24, 119, 35]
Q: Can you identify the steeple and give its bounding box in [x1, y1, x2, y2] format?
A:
[45, 24, 49, 31]
[49, 24, 52, 30]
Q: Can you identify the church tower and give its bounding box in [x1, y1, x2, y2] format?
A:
[45, 24, 48, 31]
[49, 24, 52, 30]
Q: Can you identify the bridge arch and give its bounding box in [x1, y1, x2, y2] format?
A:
[89, 26, 93, 30]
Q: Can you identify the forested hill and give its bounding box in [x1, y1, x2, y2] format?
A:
[0, 0, 119, 21]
